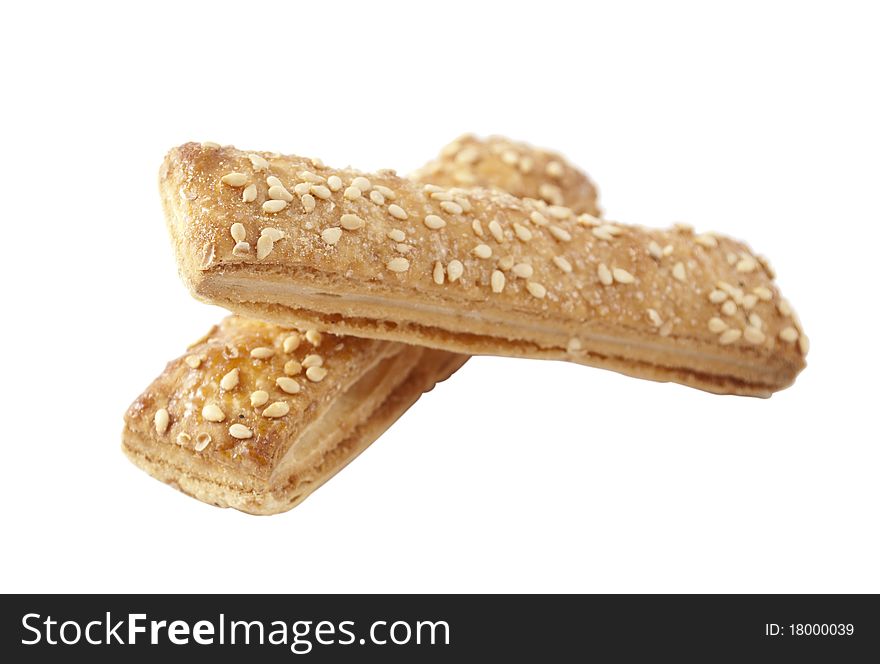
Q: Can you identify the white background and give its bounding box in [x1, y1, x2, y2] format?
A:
[1, 1, 877, 593]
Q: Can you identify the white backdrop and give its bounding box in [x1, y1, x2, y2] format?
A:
[1, 1, 877, 593]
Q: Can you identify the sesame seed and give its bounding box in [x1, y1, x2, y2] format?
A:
[455, 146, 479, 164]
[266, 176, 283, 188]
[548, 205, 573, 220]
[440, 201, 463, 215]
[736, 256, 757, 273]
[726, 252, 738, 265]
[301, 193, 316, 212]
[351, 176, 371, 191]
[183, 354, 201, 369]
[501, 150, 519, 165]
[744, 326, 765, 344]
[387, 257, 410, 273]
[250, 346, 275, 359]
[202, 403, 225, 422]
[268, 185, 293, 202]
[708, 317, 728, 333]
[513, 223, 532, 242]
[230, 223, 247, 244]
[370, 190, 385, 205]
[549, 226, 571, 242]
[276, 377, 301, 394]
[473, 244, 492, 259]
[375, 185, 395, 200]
[490, 270, 505, 293]
[592, 227, 614, 241]
[742, 294, 758, 310]
[341, 213, 365, 230]
[305, 329, 322, 346]
[748, 313, 763, 329]
[512, 263, 533, 279]
[695, 233, 718, 248]
[648, 241, 663, 260]
[545, 160, 564, 178]
[472, 219, 484, 237]
[798, 335, 810, 355]
[311, 184, 331, 199]
[387, 229, 405, 242]
[526, 281, 547, 298]
[567, 338, 582, 352]
[284, 360, 302, 376]
[282, 333, 301, 353]
[577, 214, 602, 227]
[709, 289, 727, 304]
[779, 327, 799, 343]
[388, 204, 408, 220]
[488, 220, 504, 242]
[612, 267, 635, 284]
[553, 256, 572, 273]
[262, 199, 287, 213]
[229, 424, 253, 439]
[530, 211, 549, 226]
[302, 354, 323, 368]
[447, 260, 464, 282]
[176, 432, 191, 445]
[294, 182, 312, 196]
[719, 328, 742, 345]
[250, 390, 269, 407]
[424, 214, 446, 230]
[721, 300, 737, 317]
[256, 234, 274, 259]
[242, 184, 257, 203]
[343, 186, 362, 200]
[778, 299, 793, 317]
[299, 170, 324, 183]
[753, 286, 773, 301]
[539, 183, 563, 205]
[433, 261, 445, 285]
[498, 255, 515, 271]
[262, 227, 284, 241]
[221, 172, 248, 187]
[233, 241, 251, 256]
[597, 263, 613, 285]
[154, 408, 169, 435]
[262, 401, 290, 418]
[327, 175, 342, 191]
[321, 227, 343, 245]
[672, 262, 686, 282]
[519, 156, 534, 173]
[430, 191, 453, 201]
[219, 368, 239, 391]
[193, 433, 212, 452]
[306, 366, 328, 382]
[201, 141, 220, 149]
[248, 154, 269, 171]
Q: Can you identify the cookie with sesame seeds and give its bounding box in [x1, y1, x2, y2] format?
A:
[122, 316, 466, 515]
[161, 142, 805, 396]
[411, 134, 600, 216]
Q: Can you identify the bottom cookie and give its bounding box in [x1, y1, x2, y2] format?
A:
[122, 316, 466, 515]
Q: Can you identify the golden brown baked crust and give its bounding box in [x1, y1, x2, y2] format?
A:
[161, 142, 807, 396]
[122, 316, 466, 514]
[410, 134, 600, 216]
